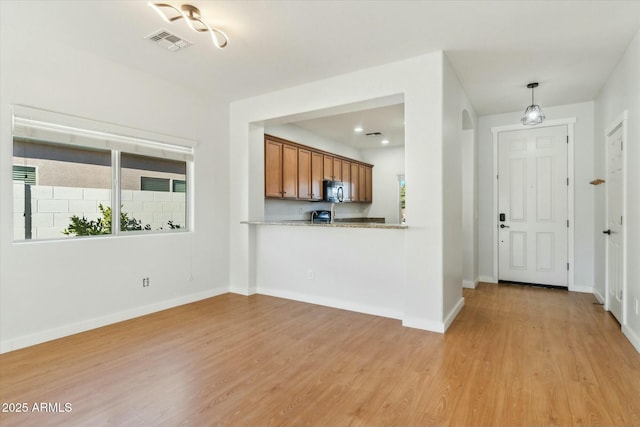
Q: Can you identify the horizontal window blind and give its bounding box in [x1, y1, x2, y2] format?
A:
[141, 177, 170, 192]
[12, 105, 195, 162]
[172, 179, 187, 193]
[12, 165, 36, 185]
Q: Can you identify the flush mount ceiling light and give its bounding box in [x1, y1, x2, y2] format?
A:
[521, 82, 545, 125]
[148, 2, 228, 49]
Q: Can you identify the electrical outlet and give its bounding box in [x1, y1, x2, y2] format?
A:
[307, 270, 314, 280]
[142, 277, 150, 288]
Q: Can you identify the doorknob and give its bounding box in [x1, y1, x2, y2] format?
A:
[602, 229, 611, 235]
[500, 224, 510, 228]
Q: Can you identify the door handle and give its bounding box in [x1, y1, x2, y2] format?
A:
[602, 229, 611, 235]
[500, 224, 510, 228]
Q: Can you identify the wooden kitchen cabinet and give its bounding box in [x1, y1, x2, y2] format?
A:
[311, 152, 324, 200]
[298, 149, 323, 201]
[341, 159, 351, 201]
[350, 162, 360, 202]
[264, 137, 297, 199]
[282, 144, 298, 199]
[323, 155, 334, 180]
[364, 165, 373, 203]
[333, 157, 342, 181]
[358, 164, 366, 202]
[298, 148, 312, 200]
[265, 134, 372, 203]
[356, 164, 373, 203]
[265, 139, 283, 198]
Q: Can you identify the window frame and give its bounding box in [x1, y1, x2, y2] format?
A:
[11, 105, 196, 242]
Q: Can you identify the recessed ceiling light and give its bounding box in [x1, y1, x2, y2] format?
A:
[381, 139, 390, 144]
[354, 126, 363, 133]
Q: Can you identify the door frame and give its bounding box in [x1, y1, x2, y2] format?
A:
[491, 118, 576, 290]
[604, 111, 628, 323]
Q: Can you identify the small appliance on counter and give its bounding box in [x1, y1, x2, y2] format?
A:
[310, 210, 331, 224]
[323, 180, 344, 203]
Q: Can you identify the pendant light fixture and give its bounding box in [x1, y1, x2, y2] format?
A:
[521, 82, 545, 125]
[148, 2, 228, 49]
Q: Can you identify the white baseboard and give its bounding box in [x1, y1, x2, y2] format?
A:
[622, 325, 640, 354]
[444, 297, 465, 331]
[478, 275, 497, 284]
[257, 287, 402, 321]
[569, 284, 594, 294]
[0, 287, 228, 354]
[593, 287, 605, 304]
[402, 316, 445, 333]
[462, 279, 478, 289]
[229, 285, 256, 296]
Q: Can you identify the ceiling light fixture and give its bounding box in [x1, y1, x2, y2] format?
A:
[381, 139, 390, 145]
[354, 126, 363, 133]
[148, 2, 228, 49]
[521, 82, 545, 125]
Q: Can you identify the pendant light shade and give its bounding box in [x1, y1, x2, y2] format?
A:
[521, 82, 545, 125]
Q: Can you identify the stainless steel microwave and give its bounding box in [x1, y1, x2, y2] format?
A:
[323, 180, 344, 203]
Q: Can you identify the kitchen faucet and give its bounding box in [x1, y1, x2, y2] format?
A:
[310, 210, 318, 223]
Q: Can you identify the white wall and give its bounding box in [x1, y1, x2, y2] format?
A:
[477, 102, 595, 292]
[461, 127, 478, 288]
[360, 146, 405, 224]
[0, 22, 229, 352]
[256, 225, 406, 319]
[594, 28, 640, 352]
[230, 52, 456, 332]
[266, 124, 363, 160]
[442, 54, 475, 321]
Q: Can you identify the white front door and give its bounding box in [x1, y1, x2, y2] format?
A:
[498, 125, 568, 287]
[605, 124, 624, 323]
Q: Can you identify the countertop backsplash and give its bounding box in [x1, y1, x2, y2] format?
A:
[264, 199, 371, 222]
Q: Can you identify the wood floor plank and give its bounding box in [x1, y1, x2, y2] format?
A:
[1, 284, 640, 426]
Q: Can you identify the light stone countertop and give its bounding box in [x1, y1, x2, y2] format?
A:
[241, 220, 407, 230]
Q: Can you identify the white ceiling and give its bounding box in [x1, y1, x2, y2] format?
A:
[293, 103, 405, 149]
[2, 0, 640, 119]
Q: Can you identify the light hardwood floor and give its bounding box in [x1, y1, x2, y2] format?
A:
[1, 283, 639, 426]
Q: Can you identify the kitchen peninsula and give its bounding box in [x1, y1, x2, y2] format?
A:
[242, 220, 407, 229]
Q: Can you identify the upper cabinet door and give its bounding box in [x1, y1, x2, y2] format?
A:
[341, 159, 351, 201]
[323, 155, 334, 180]
[311, 152, 324, 200]
[282, 144, 298, 199]
[364, 165, 373, 203]
[333, 157, 342, 181]
[350, 162, 360, 202]
[358, 164, 366, 203]
[265, 139, 283, 198]
[298, 148, 312, 200]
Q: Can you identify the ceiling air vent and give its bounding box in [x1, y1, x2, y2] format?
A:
[145, 29, 192, 52]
